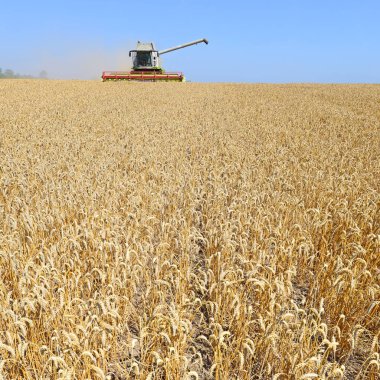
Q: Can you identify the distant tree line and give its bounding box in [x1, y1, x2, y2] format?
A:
[0, 68, 48, 79]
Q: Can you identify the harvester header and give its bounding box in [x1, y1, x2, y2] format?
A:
[102, 38, 208, 82]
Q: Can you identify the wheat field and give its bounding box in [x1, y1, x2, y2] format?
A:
[0, 80, 379, 379]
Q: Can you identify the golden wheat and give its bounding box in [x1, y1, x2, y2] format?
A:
[0, 80, 379, 379]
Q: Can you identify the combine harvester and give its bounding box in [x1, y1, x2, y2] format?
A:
[102, 38, 208, 82]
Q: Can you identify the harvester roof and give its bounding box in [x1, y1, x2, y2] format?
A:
[135, 42, 156, 51]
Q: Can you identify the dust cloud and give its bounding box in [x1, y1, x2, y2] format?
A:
[37, 43, 133, 80]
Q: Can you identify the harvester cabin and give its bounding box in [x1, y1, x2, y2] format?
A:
[129, 42, 159, 70]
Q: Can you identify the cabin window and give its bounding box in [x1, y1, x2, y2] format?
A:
[136, 52, 152, 67]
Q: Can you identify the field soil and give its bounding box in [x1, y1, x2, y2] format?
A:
[0, 80, 379, 379]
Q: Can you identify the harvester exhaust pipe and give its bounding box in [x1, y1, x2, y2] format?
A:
[158, 38, 208, 55]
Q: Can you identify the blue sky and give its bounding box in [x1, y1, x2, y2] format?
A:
[0, 0, 379, 82]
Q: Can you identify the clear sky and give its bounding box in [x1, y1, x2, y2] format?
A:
[1, 0, 379, 82]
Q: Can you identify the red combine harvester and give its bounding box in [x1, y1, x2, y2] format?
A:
[102, 38, 208, 82]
